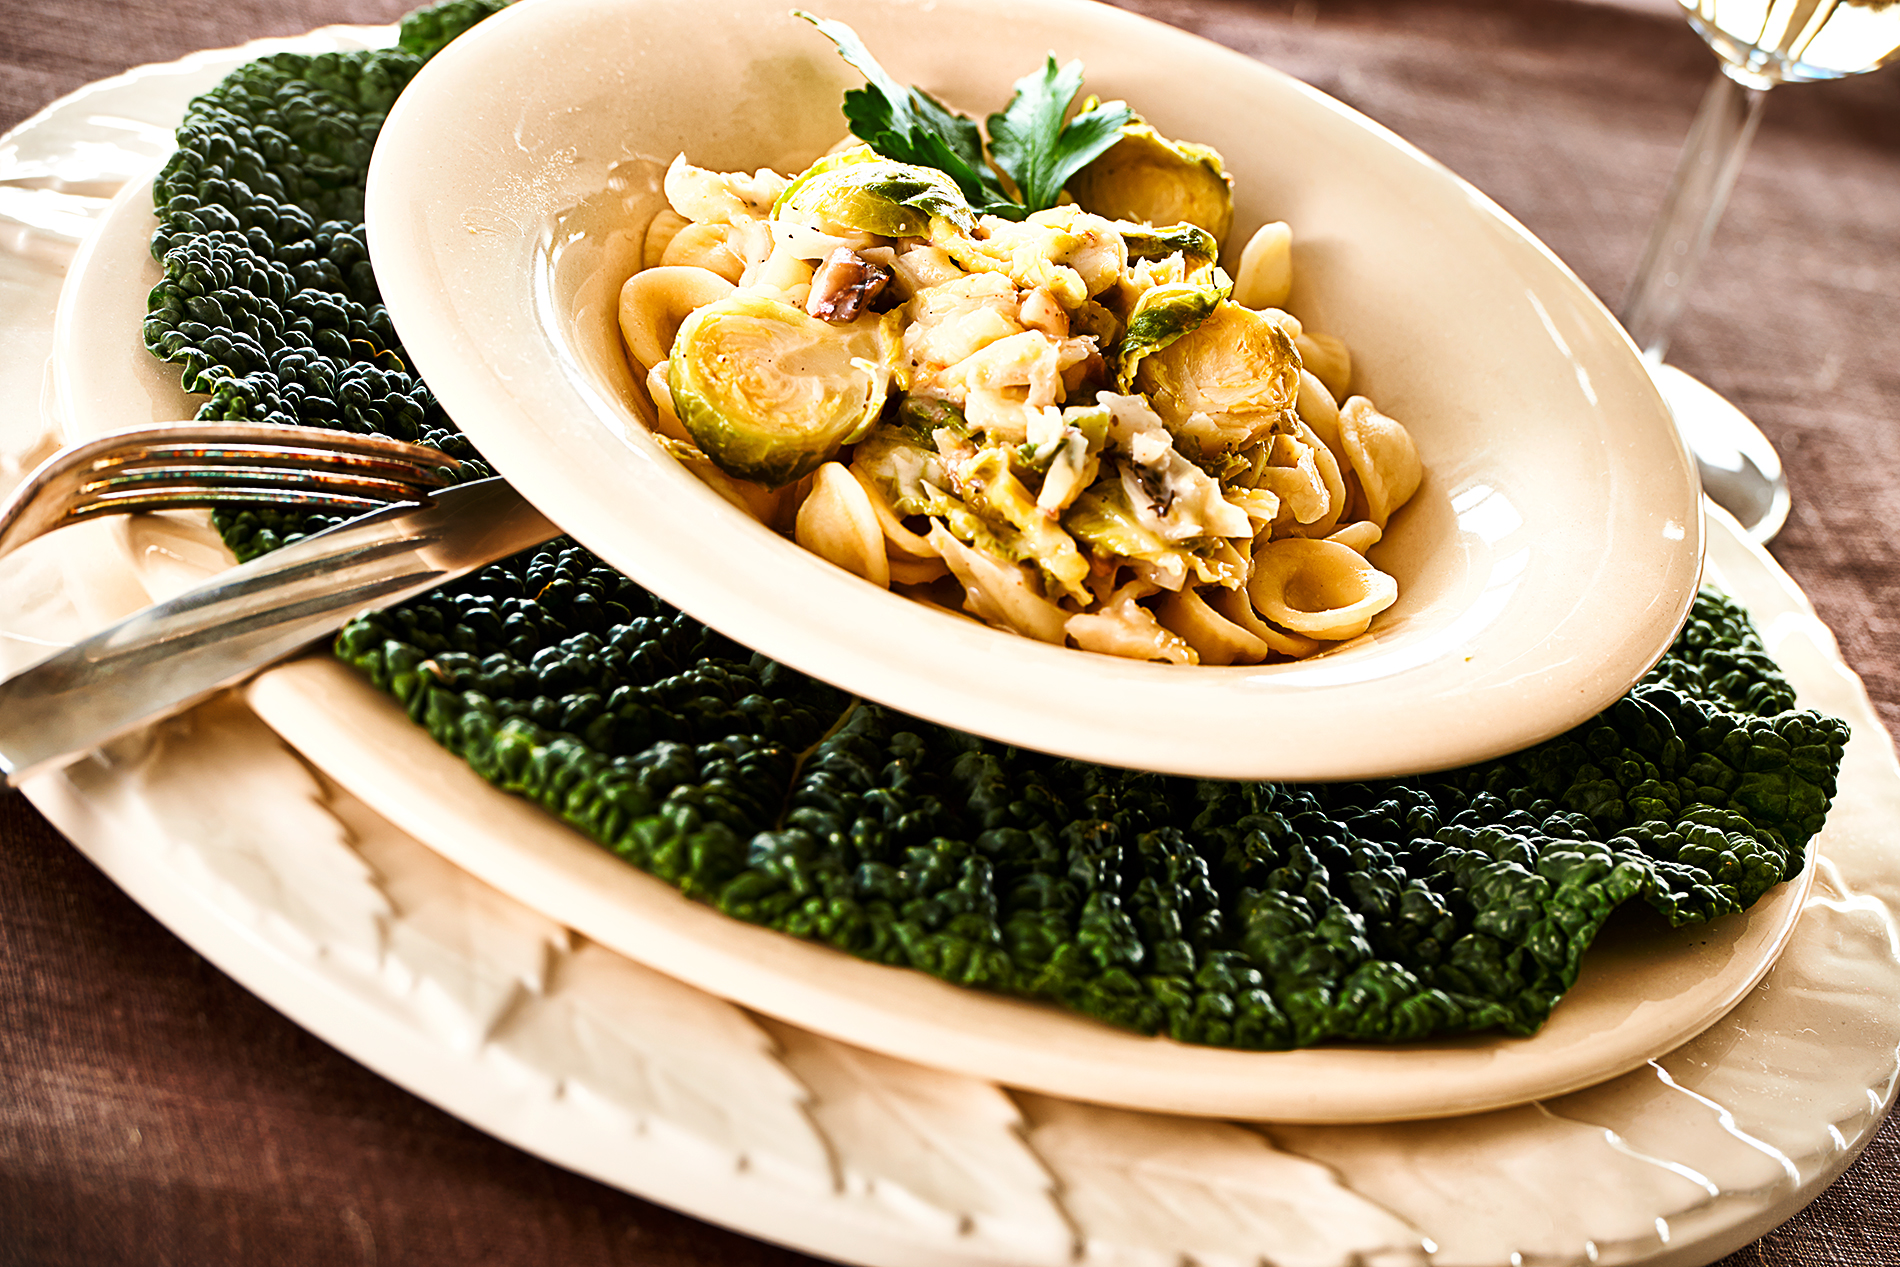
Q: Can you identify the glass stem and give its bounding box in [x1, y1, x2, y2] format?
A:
[1618, 68, 1769, 362]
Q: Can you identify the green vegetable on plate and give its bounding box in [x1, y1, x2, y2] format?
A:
[794, 8, 1134, 221]
[666, 293, 902, 488]
[773, 145, 979, 236]
[1064, 117, 1237, 243]
[1115, 272, 1235, 389]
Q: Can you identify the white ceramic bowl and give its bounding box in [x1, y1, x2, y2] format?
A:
[365, 0, 1702, 781]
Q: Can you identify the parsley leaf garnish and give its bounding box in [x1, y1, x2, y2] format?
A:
[795, 10, 1024, 219]
[987, 58, 1133, 215]
[795, 11, 1134, 221]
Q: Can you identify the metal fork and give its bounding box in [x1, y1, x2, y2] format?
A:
[0, 423, 466, 561]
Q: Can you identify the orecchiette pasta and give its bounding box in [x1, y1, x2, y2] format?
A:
[1248, 537, 1398, 641]
[1233, 220, 1293, 310]
[1295, 330, 1351, 403]
[1156, 584, 1270, 666]
[618, 266, 737, 371]
[615, 105, 1425, 668]
[1326, 519, 1384, 555]
[1339, 395, 1423, 529]
[1206, 583, 1320, 658]
[888, 554, 951, 586]
[1294, 367, 1345, 457]
[794, 461, 890, 588]
[642, 209, 690, 271]
[660, 221, 747, 283]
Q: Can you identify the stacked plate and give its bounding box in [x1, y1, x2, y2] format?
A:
[7, 6, 1900, 1264]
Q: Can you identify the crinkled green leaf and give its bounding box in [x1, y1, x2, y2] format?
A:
[986, 57, 1133, 213]
[795, 9, 1023, 219]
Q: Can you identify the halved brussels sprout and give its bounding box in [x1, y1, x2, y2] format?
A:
[1134, 300, 1300, 455]
[775, 145, 977, 237]
[1065, 120, 1234, 243]
[667, 294, 901, 488]
[1114, 270, 1233, 388]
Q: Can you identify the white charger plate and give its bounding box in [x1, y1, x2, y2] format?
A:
[54, 168, 1807, 1123]
[9, 25, 1900, 1267]
[362, 0, 1704, 783]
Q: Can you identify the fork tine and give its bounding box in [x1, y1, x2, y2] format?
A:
[41, 423, 464, 472]
[0, 423, 470, 562]
[72, 467, 438, 514]
[79, 464, 442, 500]
[69, 488, 398, 516]
[86, 440, 459, 483]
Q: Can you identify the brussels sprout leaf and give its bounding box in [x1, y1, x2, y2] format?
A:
[1115, 272, 1232, 388]
[796, 10, 1025, 220]
[987, 58, 1133, 214]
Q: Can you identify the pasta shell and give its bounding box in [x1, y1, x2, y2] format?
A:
[660, 221, 746, 283]
[1155, 586, 1269, 666]
[1338, 396, 1422, 529]
[1294, 368, 1346, 469]
[1233, 220, 1293, 310]
[794, 462, 890, 588]
[1289, 417, 1347, 536]
[642, 209, 690, 272]
[618, 265, 737, 372]
[1205, 585, 1320, 658]
[1247, 537, 1397, 641]
[887, 555, 951, 585]
[1296, 330, 1351, 402]
[1325, 520, 1384, 555]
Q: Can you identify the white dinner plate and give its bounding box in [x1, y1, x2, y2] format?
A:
[52, 169, 1802, 1123]
[361, 0, 1704, 783]
[13, 29, 1900, 1266]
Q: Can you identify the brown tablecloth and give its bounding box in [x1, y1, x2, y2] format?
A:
[3, 0, 1897, 1262]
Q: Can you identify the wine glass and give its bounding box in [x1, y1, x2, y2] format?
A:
[1618, 0, 1900, 542]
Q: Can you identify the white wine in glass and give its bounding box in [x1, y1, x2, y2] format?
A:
[1618, 0, 1900, 541]
[1688, 0, 1900, 83]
